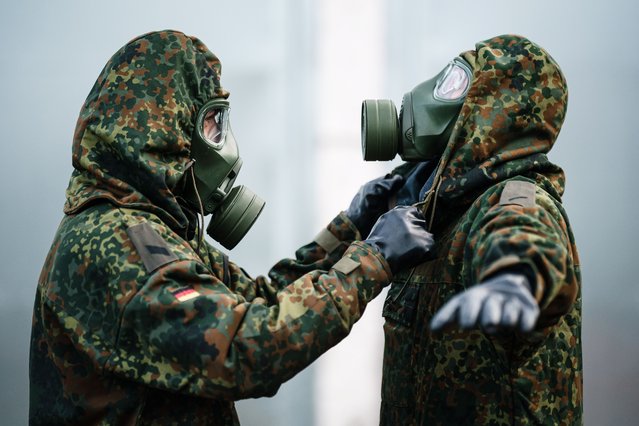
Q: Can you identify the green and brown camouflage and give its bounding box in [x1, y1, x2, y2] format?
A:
[30, 30, 390, 425]
[380, 35, 582, 425]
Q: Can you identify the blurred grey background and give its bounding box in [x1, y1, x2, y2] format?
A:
[1, 0, 637, 424]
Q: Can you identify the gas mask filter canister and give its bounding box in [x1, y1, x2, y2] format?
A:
[184, 98, 265, 250]
[361, 57, 472, 161]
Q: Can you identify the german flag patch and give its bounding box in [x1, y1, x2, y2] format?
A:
[171, 287, 200, 302]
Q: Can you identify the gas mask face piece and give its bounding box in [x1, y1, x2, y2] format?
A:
[361, 57, 472, 161]
[183, 98, 265, 250]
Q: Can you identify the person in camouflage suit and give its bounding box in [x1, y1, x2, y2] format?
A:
[379, 35, 582, 425]
[29, 30, 435, 425]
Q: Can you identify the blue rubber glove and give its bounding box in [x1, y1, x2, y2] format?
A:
[430, 273, 539, 333]
[346, 174, 404, 237]
[364, 206, 434, 274]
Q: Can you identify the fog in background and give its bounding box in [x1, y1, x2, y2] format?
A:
[1, 1, 637, 424]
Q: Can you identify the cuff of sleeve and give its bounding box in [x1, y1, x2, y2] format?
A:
[313, 228, 341, 253]
[313, 212, 362, 253]
[343, 241, 392, 280]
[479, 255, 543, 301]
[337, 211, 362, 240]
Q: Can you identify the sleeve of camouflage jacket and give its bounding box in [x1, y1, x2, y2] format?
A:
[466, 180, 580, 327]
[110, 217, 387, 400]
[223, 212, 362, 304]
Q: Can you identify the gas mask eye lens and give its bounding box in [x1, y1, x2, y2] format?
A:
[198, 102, 230, 148]
[203, 110, 222, 143]
[434, 60, 472, 101]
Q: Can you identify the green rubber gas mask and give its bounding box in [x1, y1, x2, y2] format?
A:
[361, 57, 472, 161]
[182, 98, 265, 249]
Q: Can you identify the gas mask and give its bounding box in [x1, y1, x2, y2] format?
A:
[361, 57, 472, 161]
[182, 98, 265, 249]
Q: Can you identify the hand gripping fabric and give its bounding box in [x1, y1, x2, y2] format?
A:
[364, 205, 434, 274]
[345, 174, 404, 237]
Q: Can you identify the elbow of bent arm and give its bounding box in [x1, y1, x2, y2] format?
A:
[536, 263, 580, 328]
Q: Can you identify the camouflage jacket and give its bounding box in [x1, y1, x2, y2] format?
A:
[380, 35, 582, 425]
[29, 30, 391, 425]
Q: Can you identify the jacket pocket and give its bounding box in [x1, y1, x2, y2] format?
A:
[382, 277, 419, 326]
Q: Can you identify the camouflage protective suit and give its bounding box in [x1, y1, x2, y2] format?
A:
[380, 35, 582, 425]
[29, 30, 391, 425]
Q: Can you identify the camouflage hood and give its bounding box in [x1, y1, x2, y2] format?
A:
[425, 34, 567, 214]
[64, 30, 228, 232]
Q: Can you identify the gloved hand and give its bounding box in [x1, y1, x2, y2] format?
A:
[430, 273, 539, 333]
[364, 206, 434, 274]
[345, 174, 404, 237]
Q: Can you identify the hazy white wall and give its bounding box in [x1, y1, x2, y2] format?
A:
[1, 1, 637, 425]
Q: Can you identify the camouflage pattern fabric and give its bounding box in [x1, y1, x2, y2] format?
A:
[29, 30, 392, 425]
[380, 35, 582, 425]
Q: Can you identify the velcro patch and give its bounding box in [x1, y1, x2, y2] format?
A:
[126, 222, 178, 273]
[499, 180, 536, 208]
[313, 228, 341, 253]
[332, 256, 360, 275]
